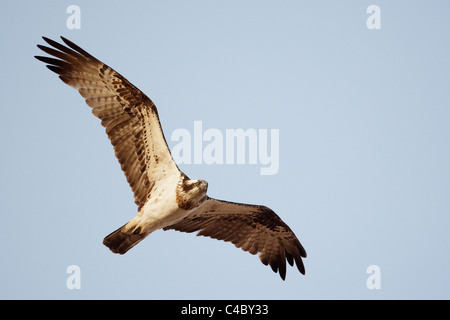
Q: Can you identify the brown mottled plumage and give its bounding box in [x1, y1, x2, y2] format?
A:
[35, 36, 306, 280]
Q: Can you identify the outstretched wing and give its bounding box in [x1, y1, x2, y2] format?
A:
[164, 197, 306, 280]
[35, 36, 180, 210]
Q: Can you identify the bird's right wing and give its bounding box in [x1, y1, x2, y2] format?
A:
[164, 197, 306, 280]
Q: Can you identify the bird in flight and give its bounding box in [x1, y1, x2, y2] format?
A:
[35, 36, 306, 280]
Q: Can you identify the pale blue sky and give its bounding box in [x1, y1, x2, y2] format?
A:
[0, 1, 449, 299]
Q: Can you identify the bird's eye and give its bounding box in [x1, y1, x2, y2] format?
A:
[195, 182, 201, 187]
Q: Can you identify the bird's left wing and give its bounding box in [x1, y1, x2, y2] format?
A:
[35, 37, 180, 210]
[164, 197, 306, 280]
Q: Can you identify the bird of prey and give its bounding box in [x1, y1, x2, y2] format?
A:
[35, 36, 306, 280]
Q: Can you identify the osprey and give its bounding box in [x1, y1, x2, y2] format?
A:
[35, 36, 306, 280]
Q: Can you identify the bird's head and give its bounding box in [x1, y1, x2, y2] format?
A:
[185, 179, 208, 194]
[176, 175, 208, 210]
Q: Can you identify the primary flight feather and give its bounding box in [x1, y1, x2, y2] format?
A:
[35, 36, 306, 280]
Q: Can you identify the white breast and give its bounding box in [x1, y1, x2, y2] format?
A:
[136, 174, 189, 233]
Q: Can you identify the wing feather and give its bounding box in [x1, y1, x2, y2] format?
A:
[164, 198, 306, 280]
[35, 36, 179, 210]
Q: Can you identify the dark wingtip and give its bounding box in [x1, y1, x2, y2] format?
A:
[34, 55, 53, 64]
[297, 258, 306, 275]
[41, 36, 58, 47]
[46, 65, 62, 74]
[59, 36, 93, 58]
[60, 36, 69, 44]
